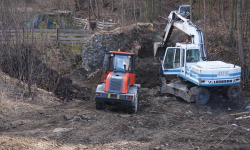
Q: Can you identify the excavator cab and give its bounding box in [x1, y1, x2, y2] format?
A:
[162, 45, 201, 75]
[178, 5, 190, 19]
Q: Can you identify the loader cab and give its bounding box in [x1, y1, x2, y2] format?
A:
[162, 43, 201, 76]
[100, 51, 136, 83]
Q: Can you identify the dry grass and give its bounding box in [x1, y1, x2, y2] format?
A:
[0, 70, 61, 116]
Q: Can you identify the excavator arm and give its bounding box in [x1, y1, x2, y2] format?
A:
[154, 11, 206, 60]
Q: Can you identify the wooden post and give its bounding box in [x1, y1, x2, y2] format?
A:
[103, 19, 104, 31]
[32, 28, 33, 45]
[88, 0, 91, 30]
[56, 28, 59, 45]
[204, 0, 207, 55]
[23, 27, 25, 44]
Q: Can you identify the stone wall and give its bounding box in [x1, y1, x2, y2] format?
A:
[81, 32, 141, 71]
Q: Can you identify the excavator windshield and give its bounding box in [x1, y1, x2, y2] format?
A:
[180, 6, 190, 12]
[186, 49, 199, 62]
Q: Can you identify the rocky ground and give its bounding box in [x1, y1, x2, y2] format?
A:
[0, 57, 250, 150]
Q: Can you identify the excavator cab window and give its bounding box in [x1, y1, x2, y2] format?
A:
[182, 49, 185, 67]
[186, 49, 199, 63]
[163, 48, 180, 69]
[179, 6, 190, 13]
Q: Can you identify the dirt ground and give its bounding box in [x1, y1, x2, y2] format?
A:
[0, 57, 250, 150]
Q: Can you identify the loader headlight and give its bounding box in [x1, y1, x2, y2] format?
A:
[111, 94, 117, 97]
[126, 96, 133, 99]
[96, 93, 102, 96]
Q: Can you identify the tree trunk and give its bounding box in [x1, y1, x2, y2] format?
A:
[139, 0, 142, 19]
[95, 0, 99, 18]
[190, 0, 193, 21]
[242, 0, 246, 10]
[229, 0, 234, 45]
[159, 0, 161, 17]
[199, 0, 201, 20]
[248, 41, 250, 72]
[209, 0, 212, 26]
[204, 0, 207, 55]
[122, 0, 124, 26]
[234, 0, 237, 29]
[222, 0, 224, 21]
[90, 0, 97, 18]
[76, 0, 80, 11]
[151, 0, 154, 22]
[245, 0, 248, 38]
[146, 0, 151, 22]
[218, 0, 221, 18]
[134, 0, 138, 32]
[102, 0, 105, 8]
[146, 0, 149, 21]
[237, 0, 245, 70]
[111, 0, 114, 12]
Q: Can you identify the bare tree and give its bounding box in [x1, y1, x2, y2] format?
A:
[208, 0, 212, 26]
[204, 0, 207, 54]
[218, 0, 221, 18]
[111, 0, 114, 12]
[90, 0, 97, 18]
[102, 0, 105, 8]
[0, 0, 60, 96]
[122, 0, 124, 26]
[190, 0, 193, 21]
[199, 0, 201, 20]
[221, 0, 224, 21]
[237, 0, 244, 69]
[95, 0, 99, 18]
[134, 0, 138, 32]
[229, 0, 234, 45]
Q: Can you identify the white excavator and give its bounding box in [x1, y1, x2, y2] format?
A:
[154, 10, 241, 104]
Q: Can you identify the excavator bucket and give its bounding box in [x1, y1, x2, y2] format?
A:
[154, 42, 166, 59]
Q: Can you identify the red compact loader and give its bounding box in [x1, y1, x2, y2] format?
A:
[95, 50, 141, 114]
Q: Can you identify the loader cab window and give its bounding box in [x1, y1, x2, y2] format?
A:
[113, 55, 131, 72]
[102, 53, 114, 71]
[186, 49, 199, 63]
[163, 48, 180, 69]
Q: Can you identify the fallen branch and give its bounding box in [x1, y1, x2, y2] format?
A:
[218, 127, 236, 145]
[230, 111, 250, 116]
[235, 115, 250, 120]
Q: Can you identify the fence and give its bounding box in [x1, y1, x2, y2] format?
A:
[0, 29, 92, 45]
[73, 17, 118, 31]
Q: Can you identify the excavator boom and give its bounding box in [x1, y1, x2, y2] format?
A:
[154, 11, 206, 59]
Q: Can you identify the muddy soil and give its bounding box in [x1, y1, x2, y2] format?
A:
[1, 57, 250, 150]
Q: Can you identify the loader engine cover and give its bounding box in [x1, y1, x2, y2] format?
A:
[107, 72, 129, 93]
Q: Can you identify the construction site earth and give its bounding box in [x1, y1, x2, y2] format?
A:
[0, 24, 250, 150]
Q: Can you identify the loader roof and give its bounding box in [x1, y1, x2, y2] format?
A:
[109, 51, 135, 55]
